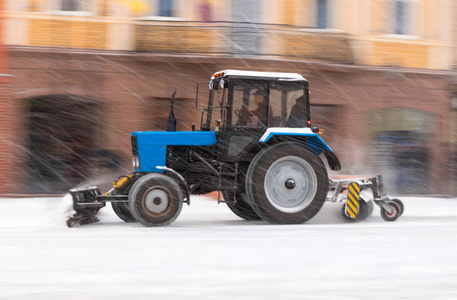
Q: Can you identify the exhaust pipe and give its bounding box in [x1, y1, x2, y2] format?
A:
[166, 90, 177, 131]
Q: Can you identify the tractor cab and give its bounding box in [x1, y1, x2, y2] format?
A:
[197, 70, 313, 162]
[201, 70, 310, 131]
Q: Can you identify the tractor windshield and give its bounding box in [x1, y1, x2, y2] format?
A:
[231, 81, 308, 128]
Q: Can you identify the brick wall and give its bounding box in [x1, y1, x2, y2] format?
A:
[6, 47, 453, 195]
[0, 78, 12, 194]
[0, 0, 13, 194]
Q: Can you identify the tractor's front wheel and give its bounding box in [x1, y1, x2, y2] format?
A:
[222, 191, 262, 221]
[246, 142, 328, 224]
[112, 202, 137, 223]
[129, 173, 183, 227]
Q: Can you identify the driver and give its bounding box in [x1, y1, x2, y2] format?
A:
[237, 89, 273, 126]
[250, 89, 266, 121]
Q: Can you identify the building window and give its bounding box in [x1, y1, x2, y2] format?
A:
[395, 1, 407, 34]
[158, 0, 173, 17]
[61, 0, 81, 11]
[199, 0, 213, 22]
[316, 0, 328, 29]
[55, 0, 91, 16]
[145, 0, 174, 17]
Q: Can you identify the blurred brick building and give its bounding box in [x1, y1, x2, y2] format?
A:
[0, 0, 13, 195]
[1, 0, 456, 195]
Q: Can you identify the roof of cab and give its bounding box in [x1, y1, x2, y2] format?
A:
[211, 69, 307, 81]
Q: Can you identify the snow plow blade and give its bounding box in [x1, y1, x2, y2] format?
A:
[67, 187, 105, 227]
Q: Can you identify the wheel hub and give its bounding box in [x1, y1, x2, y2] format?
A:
[153, 197, 162, 205]
[264, 155, 317, 213]
[285, 179, 296, 189]
[144, 188, 169, 214]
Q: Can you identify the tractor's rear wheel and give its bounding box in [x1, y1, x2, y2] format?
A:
[246, 142, 328, 224]
[222, 191, 262, 221]
[129, 173, 183, 227]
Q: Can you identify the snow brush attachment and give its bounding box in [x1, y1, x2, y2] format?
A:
[328, 175, 404, 222]
[67, 186, 104, 227]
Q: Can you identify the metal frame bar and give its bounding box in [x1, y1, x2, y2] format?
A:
[327, 175, 394, 213]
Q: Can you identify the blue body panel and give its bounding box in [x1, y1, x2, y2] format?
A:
[132, 131, 216, 172]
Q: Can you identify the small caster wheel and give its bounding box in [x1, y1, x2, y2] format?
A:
[341, 198, 374, 221]
[380, 201, 401, 222]
[341, 203, 353, 220]
[390, 198, 404, 216]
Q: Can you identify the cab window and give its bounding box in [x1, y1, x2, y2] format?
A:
[231, 81, 307, 128]
[269, 82, 307, 127]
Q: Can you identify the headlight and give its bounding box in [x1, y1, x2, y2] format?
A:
[132, 156, 140, 169]
[131, 135, 139, 169]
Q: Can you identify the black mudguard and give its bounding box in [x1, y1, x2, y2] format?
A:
[323, 150, 341, 171]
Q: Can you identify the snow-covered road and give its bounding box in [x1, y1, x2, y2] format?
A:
[1, 195, 456, 299]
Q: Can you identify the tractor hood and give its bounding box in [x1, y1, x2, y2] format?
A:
[131, 131, 216, 172]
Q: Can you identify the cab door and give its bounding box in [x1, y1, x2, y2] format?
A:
[222, 79, 309, 162]
[222, 79, 270, 162]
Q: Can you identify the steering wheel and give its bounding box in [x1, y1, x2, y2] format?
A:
[234, 109, 252, 126]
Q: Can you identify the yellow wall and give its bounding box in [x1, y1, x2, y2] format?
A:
[372, 41, 428, 69]
[356, 0, 454, 69]
[370, 0, 390, 34]
[3, 0, 456, 70]
[28, 0, 41, 12]
[29, 19, 108, 49]
[281, 0, 300, 26]
[278, 31, 353, 63]
[136, 23, 217, 53]
[278, 0, 321, 27]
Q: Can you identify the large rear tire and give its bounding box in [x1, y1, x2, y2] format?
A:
[129, 173, 183, 227]
[246, 142, 329, 224]
[222, 191, 262, 221]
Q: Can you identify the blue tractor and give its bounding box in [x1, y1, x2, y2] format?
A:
[68, 70, 402, 227]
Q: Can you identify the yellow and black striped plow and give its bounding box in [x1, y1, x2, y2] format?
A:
[345, 182, 360, 219]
